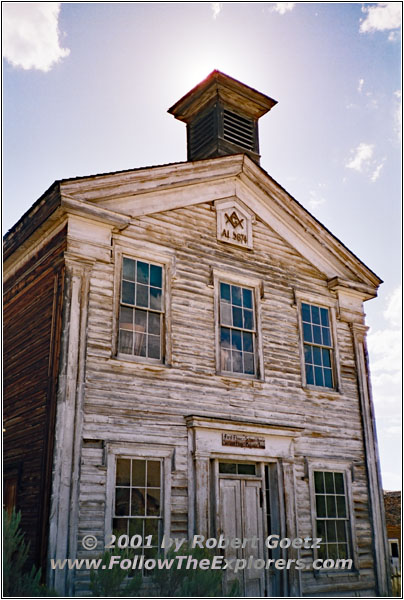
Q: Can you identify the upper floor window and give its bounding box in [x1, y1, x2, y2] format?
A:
[118, 258, 163, 360]
[219, 282, 256, 376]
[301, 302, 334, 388]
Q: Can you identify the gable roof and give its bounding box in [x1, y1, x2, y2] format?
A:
[4, 153, 382, 291]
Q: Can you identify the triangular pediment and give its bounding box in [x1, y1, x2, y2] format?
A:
[55, 154, 380, 289]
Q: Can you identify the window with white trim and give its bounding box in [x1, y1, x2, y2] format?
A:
[118, 258, 164, 360]
[313, 470, 351, 561]
[301, 302, 334, 388]
[219, 282, 257, 376]
[113, 458, 163, 560]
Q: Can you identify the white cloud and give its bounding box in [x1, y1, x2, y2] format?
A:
[3, 2, 69, 72]
[368, 286, 402, 490]
[370, 159, 386, 182]
[271, 3, 296, 15]
[346, 142, 374, 172]
[393, 90, 402, 140]
[388, 30, 400, 42]
[358, 78, 365, 93]
[308, 189, 326, 210]
[211, 2, 222, 20]
[360, 2, 402, 34]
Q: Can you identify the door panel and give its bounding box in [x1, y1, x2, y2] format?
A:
[219, 477, 265, 597]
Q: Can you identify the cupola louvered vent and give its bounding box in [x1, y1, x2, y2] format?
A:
[189, 109, 215, 159]
[168, 70, 277, 165]
[223, 109, 255, 151]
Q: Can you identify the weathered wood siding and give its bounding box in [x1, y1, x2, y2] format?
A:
[74, 200, 377, 595]
[3, 226, 66, 570]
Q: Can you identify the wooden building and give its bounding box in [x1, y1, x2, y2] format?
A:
[4, 71, 391, 596]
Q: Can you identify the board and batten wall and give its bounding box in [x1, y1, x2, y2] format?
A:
[66, 199, 379, 596]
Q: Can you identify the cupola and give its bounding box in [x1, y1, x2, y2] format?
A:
[168, 70, 277, 165]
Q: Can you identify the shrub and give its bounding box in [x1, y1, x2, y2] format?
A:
[3, 509, 56, 597]
[89, 549, 142, 596]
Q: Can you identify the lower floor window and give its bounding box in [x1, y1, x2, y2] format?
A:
[113, 458, 163, 560]
[314, 470, 350, 561]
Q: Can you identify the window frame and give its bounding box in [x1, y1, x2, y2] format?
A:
[213, 268, 264, 381]
[105, 442, 173, 552]
[112, 244, 173, 366]
[295, 292, 341, 393]
[308, 460, 358, 573]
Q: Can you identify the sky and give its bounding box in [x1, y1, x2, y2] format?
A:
[2, 2, 402, 489]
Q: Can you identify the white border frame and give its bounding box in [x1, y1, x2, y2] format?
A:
[104, 441, 173, 549]
[213, 267, 265, 381]
[294, 290, 342, 393]
[112, 240, 174, 366]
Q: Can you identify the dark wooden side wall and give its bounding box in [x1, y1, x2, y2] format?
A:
[3, 225, 67, 571]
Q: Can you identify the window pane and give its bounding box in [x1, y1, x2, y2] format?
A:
[243, 331, 253, 353]
[231, 286, 242, 306]
[115, 488, 130, 516]
[316, 495, 326, 517]
[150, 287, 162, 311]
[322, 327, 331, 347]
[232, 306, 243, 328]
[313, 346, 322, 366]
[306, 364, 314, 385]
[336, 520, 347, 543]
[146, 489, 161, 516]
[220, 282, 231, 302]
[148, 335, 160, 359]
[324, 369, 333, 388]
[301, 303, 311, 323]
[336, 495, 347, 518]
[219, 463, 237, 474]
[338, 543, 348, 559]
[320, 307, 329, 326]
[314, 471, 324, 493]
[232, 351, 243, 373]
[242, 288, 253, 309]
[134, 333, 146, 357]
[304, 344, 312, 365]
[221, 327, 231, 348]
[311, 305, 320, 324]
[147, 461, 161, 487]
[132, 460, 145, 486]
[316, 519, 326, 539]
[135, 309, 147, 331]
[303, 323, 312, 343]
[113, 518, 128, 535]
[313, 325, 322, 344]
[326, 495, 337, 518]
[334, 473, 344, 494]
[328, 544, 338, 560]
[131, 488, 146, 516]
[231, 329, 242, 351]
[150, 265, 162, 288]
[244, 353, 255, 375]
[120, 306, 133, 330]
[326, 520, 337, 542]
[122, 281, 135, 305]
[144, 518, 159, 539]
[243, 309, 254, 330]
[129, 518, 143, 537]
[116, 459, 131, 485]
[119, 330, 133, 354]
[148, 312, 160, 335]
[220, 302, 232, 326]
[221, 348, 231, 371]
[122, 258, 136, 281]
[238, 464, 256, 475]
[137, 261, 149, 284]
[322, 348, 331, 367]
[325, 472, 335, 493]
[314, 366, 324, 386]
[136, 284, 148, 307]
